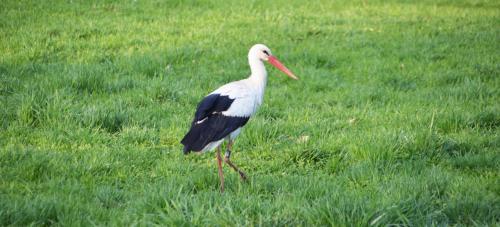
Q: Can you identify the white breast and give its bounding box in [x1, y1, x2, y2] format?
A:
[211, 79, 263, 118]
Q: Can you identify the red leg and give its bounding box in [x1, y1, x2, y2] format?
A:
[224, 141, 247, 181]
[216, 146, 224, 193]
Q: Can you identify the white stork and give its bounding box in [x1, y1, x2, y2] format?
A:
[181, 44, 298, 192]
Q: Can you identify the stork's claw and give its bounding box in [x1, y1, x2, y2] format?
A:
[238, 171, 248, 182]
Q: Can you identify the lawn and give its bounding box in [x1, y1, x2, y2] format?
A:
[1, 0, 499, 225]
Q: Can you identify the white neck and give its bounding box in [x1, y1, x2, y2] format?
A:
[247, 56, 267, 92]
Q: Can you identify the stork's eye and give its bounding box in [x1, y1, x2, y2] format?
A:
[263, 50, 269, 56]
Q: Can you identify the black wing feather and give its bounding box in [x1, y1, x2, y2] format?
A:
[192, 94, 233, 125]
[181, 94, 250, 154]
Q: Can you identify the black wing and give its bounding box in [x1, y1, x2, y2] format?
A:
[181, 94, 249, 154]
[191, 94, 233, 125]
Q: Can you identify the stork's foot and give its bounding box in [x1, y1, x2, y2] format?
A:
[238, 170, 248, 182]
[224, 149, 248, 182]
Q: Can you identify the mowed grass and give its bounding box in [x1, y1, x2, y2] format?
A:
[1, 0, 499, 225]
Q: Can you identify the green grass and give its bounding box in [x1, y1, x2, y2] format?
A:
[1, 0, 499, 225]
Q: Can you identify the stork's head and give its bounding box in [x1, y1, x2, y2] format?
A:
[249, 44, 298, 80]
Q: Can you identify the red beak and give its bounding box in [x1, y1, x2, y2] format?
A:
[267, 56, 298, 80]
